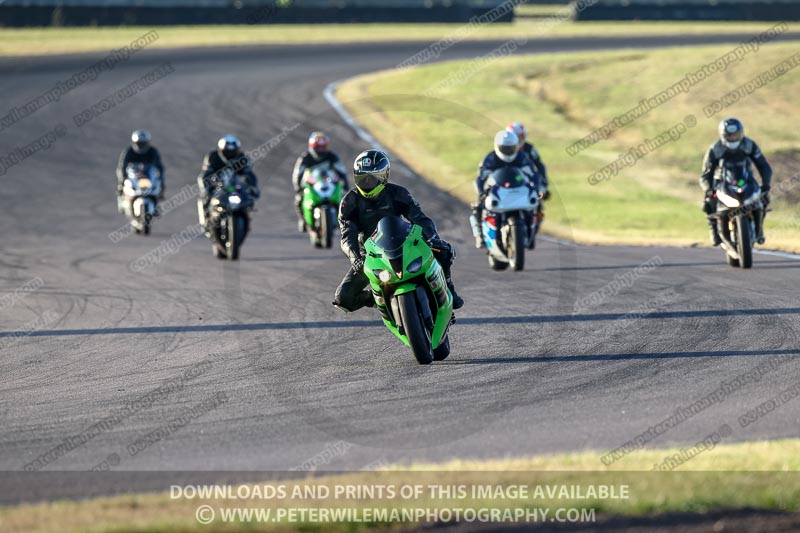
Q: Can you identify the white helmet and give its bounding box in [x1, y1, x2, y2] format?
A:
[494, 130, 519, 163]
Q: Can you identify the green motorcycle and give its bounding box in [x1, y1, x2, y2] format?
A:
[301, 167, 344, 248]
[364, 216, 454, 364]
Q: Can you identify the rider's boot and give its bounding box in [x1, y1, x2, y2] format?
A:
[446, 275, 464, 310]
[470, 205, 485, 249]
[709, 221, 721, 246]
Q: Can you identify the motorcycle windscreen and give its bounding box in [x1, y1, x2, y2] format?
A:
[371, 216, 412, 259]
[721, 162, 757, 195]
[488, 167, 528, 189]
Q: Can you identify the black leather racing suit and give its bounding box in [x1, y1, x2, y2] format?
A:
[197, 150, 260, 225]
[292, 151, 349, 222]
[520, 141, 548, 191]
[334, 184, 457, 312]
[700, 138, 772, 238]
[116, 145, 165, 196]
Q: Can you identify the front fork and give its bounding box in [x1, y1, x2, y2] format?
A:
[469, 202, 482, 238]
[754, 207, 765, 241]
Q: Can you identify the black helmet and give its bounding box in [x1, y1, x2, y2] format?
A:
[131, 130, 151, 153]
[217, 135, 242, 160]
[353, 149, 390, 198]
[719, 118, 744, 150]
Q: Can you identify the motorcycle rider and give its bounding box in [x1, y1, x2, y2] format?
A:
[471, 130, 539, 249]
[197, 135, 260, 229]
[700, 118, 772, 245]
[292, 131, 349, 233]
[334, 149, 464, 312]
[116, 130, 165, 210]
[507, 122, 549, 198]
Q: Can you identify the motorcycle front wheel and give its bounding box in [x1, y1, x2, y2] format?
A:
[507, 216, 526, 271]
[228, 215, 247, 260]
[735, 215, 753, 269]
[396, 291, 433, 365]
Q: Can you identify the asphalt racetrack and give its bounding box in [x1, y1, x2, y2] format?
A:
[1, 34, 799, 503]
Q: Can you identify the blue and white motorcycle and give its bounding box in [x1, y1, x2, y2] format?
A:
[471, 167, 540, 271]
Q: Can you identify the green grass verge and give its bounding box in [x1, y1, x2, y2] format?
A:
[1, 22, 797, 57]
[2, 440, 800, 532]
[336, 42, 800, 252]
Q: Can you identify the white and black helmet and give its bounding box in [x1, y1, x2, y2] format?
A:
[131, 130, 151, 153]
[217, 135, 242, 160]
[494, 130, 519, 163]
[719, 118, 744, 150]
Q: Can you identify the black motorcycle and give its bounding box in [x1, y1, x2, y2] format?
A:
[709, 160, 765, 269]
[201, 172, 253, 260]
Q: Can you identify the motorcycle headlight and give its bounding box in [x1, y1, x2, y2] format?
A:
[378, 270, 392, 283]
[407, 257, 423, 273]
[229, 194, 241, 205]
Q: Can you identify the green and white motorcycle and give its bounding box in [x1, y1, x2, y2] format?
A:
[301, 167, 344, 248]
[364, 216, 454, 365]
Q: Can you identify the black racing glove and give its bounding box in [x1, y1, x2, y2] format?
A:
[426, 237, 445, 252]
[763, 191, 771, 207]
[351, 257, 365, 273]
[427, 237, 455, 260]
[702, 190, 716, 214]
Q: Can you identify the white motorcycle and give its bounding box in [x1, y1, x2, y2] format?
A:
[470, 167, 540, 271]
[120, 163, 162, 236]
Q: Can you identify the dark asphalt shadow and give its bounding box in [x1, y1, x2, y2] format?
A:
[756, 263, 800, 270]
[531, 259, 797, 272]
[246, 255, 338, 262]
[4, 308, 800, 338]
[441, 348, 800, 365]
